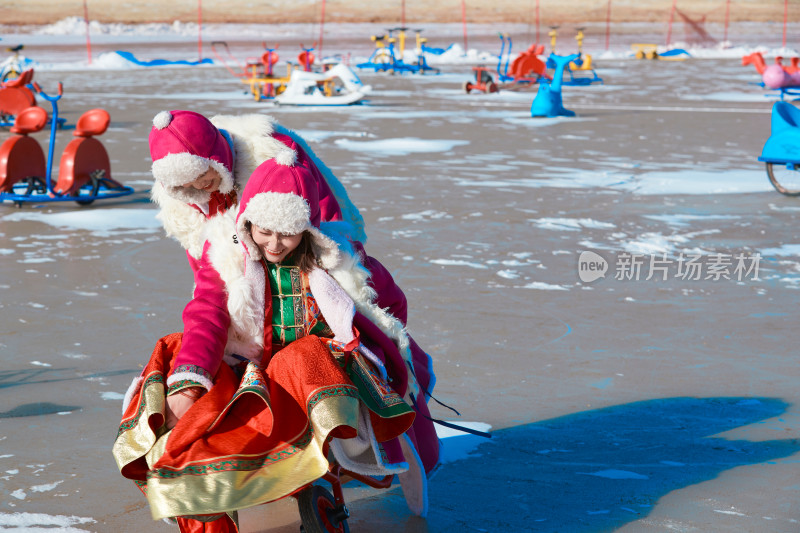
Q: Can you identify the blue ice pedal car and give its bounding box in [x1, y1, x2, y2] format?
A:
[760, 101, 800, 196]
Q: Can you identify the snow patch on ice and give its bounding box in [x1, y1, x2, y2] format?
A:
[761, 244, 800, 257]
[532, 217, 616, 232]
[292, 129, 371, 142]
[401, 210, 451, 221]
[18, 258, 56, 264]
[0, 511, 95, 529]
[454, 168, 773, 196]
[715, 509, 747, 516]
[30, 480, 64, 492]
[430, 259, 488, 269]
[617, 169, 773, 196]
[101, 391, 125, 401]
[334, 137, 469, 156]
[522, 281, 570, 291]
[619, 230, 716, 256]
[62, 353, 89, 360]
[644, 214, 741, 227]
[2, 209, 160, 235]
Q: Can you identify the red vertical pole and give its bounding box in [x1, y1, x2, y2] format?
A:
[461, 0, 468, 50]
[666, 0, 677, 46]
[83, 0, 92, 65]
[319, 0, 326, 58]
[723, 0, 730, 43]
[605, 0, 612, 50]
[197, 0, 203, 61]
[784, 0, 788, 48]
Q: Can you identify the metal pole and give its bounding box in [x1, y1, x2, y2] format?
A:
[319, 0, 326, 59]
[723, 0, 730, 43]
[461, 0, 468, 50]
[605, 0, 612, 50]
[83, 0, 92, 65]
[198, 0, 203, 61]
[665, 0, 677, 47]
[784, 0, 788, 48]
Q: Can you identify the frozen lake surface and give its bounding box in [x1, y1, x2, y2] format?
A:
[1, 19, 800, 532]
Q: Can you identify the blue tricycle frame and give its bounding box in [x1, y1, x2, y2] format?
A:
[0, 83, 136, 206]
[546, 54, 603, 86]
[357, 28, 439, 75]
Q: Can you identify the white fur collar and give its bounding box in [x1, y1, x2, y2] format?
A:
[210, 113, 296, 187]
[151, 183, 208, 259]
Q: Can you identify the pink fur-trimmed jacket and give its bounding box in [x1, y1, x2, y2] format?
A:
[167, 207, 439, 473]
[147, 114, 438, 473]
[150, 114, 359, 387]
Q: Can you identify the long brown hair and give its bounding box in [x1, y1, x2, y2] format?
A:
[291, 231, 317, 273]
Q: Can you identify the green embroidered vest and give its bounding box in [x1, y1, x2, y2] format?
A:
[266, 259, 331, 348]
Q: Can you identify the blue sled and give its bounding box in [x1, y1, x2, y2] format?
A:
[659, 48, 690, 58]
[114, 51, 214, 67]
[531, 53, 579, 118]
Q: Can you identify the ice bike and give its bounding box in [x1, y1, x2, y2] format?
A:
[0, 44, 34, 83]
[759, 101, 800, 196]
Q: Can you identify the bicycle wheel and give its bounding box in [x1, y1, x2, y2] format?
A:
[373, 50, 392, 65]
[1, 69, 20, 83]
[297, 485, 350, 533]
[766, 162, 800, 196]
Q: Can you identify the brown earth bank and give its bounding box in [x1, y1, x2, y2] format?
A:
[0, 0, 792, 26]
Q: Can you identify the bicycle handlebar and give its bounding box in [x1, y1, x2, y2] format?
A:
[29, 81, 63, 101]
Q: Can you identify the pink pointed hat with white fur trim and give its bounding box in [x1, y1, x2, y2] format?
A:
[236, 157, 342, 269]
[149, 110, 235, 203]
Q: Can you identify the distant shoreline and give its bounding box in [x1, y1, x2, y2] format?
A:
[0, 0, 790, 26]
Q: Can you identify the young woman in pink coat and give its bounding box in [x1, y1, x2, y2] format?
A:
[113, 111, 440, 531]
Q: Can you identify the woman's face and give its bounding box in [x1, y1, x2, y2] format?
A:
[251, 227, 303, 263]
[182, 167, 222, 192]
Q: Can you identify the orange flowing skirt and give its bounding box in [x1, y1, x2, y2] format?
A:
[112, 332, 414, 522]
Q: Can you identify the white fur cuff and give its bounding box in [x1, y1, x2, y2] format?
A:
[167, 371, 214, 392]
